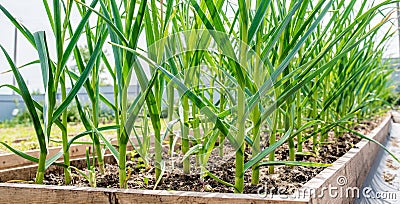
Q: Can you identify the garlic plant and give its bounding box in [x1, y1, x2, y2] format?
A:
[0, 0, 397, 194]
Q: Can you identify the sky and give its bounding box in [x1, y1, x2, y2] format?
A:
[0, 0, 399, 94]
[0, 1, 56, 94]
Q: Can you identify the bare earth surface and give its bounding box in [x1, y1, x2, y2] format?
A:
[41, 117, 382, 194]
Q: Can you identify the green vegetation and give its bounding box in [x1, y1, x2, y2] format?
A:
[0, 0, 398, 193]
[0, 123, 86, 153]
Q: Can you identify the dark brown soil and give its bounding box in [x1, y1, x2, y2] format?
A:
[41, 118, 382, 194]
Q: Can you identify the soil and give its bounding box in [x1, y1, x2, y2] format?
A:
[41, 118, 382, 195]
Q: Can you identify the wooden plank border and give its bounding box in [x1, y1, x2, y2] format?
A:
[0, 183, 308, 204]
[0, 114, 392, 204]
[0, 137, 146, 170]
[0, 144, 97, 170]
[301, 114, 392, 204]
[0, 131, 181, 170]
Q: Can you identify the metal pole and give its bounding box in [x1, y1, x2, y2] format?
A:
[12, 27, 17, 95]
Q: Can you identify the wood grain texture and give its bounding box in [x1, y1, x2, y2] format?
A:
[0, 183, 308, 204]
[0, 144, 95, 170]
[0, 138, 144, 170]
[0, 155, 117, 182]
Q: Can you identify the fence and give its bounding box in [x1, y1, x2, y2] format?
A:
[0, 85, 140, 122]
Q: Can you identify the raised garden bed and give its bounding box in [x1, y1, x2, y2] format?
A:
[0, 114, 391, 203]
[0, 140, 137, 171]
[0, 0, 396, 203]
[0, 144, 96, 170]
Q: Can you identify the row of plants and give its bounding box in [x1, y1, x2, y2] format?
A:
[0, 0, 398, 193]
